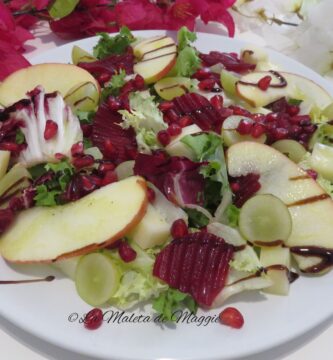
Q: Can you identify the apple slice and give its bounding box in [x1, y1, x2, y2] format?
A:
[310, 143, 333, 181]
[227, 142, 333, 273]
[260, 246, 291, 296]
[71, 46, 97, 65]
[236, 71, 332, 108]
[0, 151, 10, 181]
[133, 36, 177, 84]
[64, 81, 100, 112]
[0, 176, 148, 263]
[0, 63, 100, 107]
[154, 77, 193, 100]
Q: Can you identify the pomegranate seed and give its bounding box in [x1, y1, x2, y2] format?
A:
[118, 241, 137, 262]
[153, 149, 168, 161]
[101, 170, 117, 186]
[120, 81, 135, 96]
[171, 219, 188, 239]
[265, 112, 278, 122]
[295, 115, 311, 126]
[299, 133, 310, 143]
[178, 115, 192, 128]
[97, 73, 111, 86]
[98, 162, 115, 174]
[307, 169, 318, 180]
[289, 125, 302, 137]
[157, 130, 171, 146]
[251, 123, 265, 138]
[72, 155, 94, 169]
[103, 139, 118, 159]
[272, 127, 289, 140]
[147, 187, 156, 203]
[303, 124, 317, 134]
[0, 142, 21, 152]
[54, 153, 65, 160]
[237, 120, 253, 135]
[81, 176, 97, 192]
[71, 141, 84, 157]
[44, 120, 58, 140]
[193, 68, 212, 80]
[134, 75, 145, 89]
[287, 105, 300, 116]
[107, 96, 121, 111]
[210, 95, 224, 110]
[219, 307, 244, 329]
[257, 76, 272, 91]
[230, 182, 240, 192]
[167, 123, 182, 137]
[159, 101, 174, 112]
[198, 78, 216, 91]
[84, 308, 103, 330]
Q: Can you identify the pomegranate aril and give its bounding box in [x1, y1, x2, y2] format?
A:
[134, 74, 145, 89]
[210, 95, 224, 110]
[178, 115, 192, 128]
[198, 78, 216, 91]
[44, 120, 58, 140]
[237, 120, 253, 135]
[157, 130, 171, 146]
[104, 139, 118, 159]
[81, 175, 97, 192]
[307, 169, 318, 180]
[192, 68, 212, 80]
[159, 101, 174, 112]
[97, 73, 111, 86]
[251, 123, 265, 138]
[171, 219, 188, 238]
[272, 127, 289, 140]
[219, 307, 244, 329]
[118, 241, 137, 262]
[107, 96, 121, 111]
[71, 141, 84, 157]
[165, 109, 179, 123]
[0, 142, 21, 152]
[265, 112, 278, 123]
[230, 182, 240, 193]
[101, 170, 117, 186]
[84, 308, 103, 330]
[286, 104, 300, 116]
[303, 124, 317, 134]
[98, 162, 115, 174]
[167, 123, 182, 137]
[147, 187, 156, 203]
[230, 106, 251, 117]
[257, 75, 272, 91]
[72, 155, 94, 169]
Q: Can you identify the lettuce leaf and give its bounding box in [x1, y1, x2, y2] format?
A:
[119, 91, 166, 153]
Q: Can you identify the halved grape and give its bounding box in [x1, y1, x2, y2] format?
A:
[71, 46, 97, 65]
[272, 139, 306, 163]
[75, 253, 120, 306]
[115, 160, 135, 180]
[64, 81, 100, 112]
[221, 115, 266, 147]
[220, 70, 239, 97]
[239, 194, 292, 245]
[154, 77, 193, 101]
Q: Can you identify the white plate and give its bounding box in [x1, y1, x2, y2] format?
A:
[1, 30, 333, 360]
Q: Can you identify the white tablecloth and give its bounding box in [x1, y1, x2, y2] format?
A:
[1, 22, 332, 360]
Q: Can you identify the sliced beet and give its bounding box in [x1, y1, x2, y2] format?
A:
[153, 232, 234, 307]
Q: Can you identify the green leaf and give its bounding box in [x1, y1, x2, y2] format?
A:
[48, 0, 80, 19]
[101, 69, 127, 100]
[76, 111, 95, 124]
[16, 129, 25, 144]
[226, 204, 240, 228]
[83, 137, 93, 150]
[29, 164, 47, 180]
[185, 208, 210, 228]
[182, 133, 221, 162]
[45, 159, 74, 175]
[288, 98, 303, 106]
[34, 185, 60, 207]
[152, 288, 197, 322]
[93, 27, 135, 59]
[175, 46, 200, 77]
[177, 26, 197, 51]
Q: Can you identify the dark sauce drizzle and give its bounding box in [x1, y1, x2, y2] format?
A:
[238, 70, 288, 89]
[290, 246, 333, 273]
[0, 275, 55, 285]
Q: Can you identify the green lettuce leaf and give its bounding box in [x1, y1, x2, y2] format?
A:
[102, 69, 127, 100]
[93, 27, 135, 59]
[152, 288, 197, 321]
[119, 91, 166, 153]
[226, 204, 240, 228]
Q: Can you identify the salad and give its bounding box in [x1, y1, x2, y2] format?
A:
[1, 27, 333, 328]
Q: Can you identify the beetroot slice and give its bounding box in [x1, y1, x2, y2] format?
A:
[91, 102, 137, 164]
[200, 51, 255, 73]
[153, 232, 234, 307]
[172, 93, 227, 132]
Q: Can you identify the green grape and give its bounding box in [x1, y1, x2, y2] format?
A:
[64, 81, 100, 112]
[272, 139, 307, 163]
[75, 253, 120, 306]
[239, 194, 292, 245]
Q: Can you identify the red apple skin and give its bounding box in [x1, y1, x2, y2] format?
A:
[2, 179, 148, 264]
